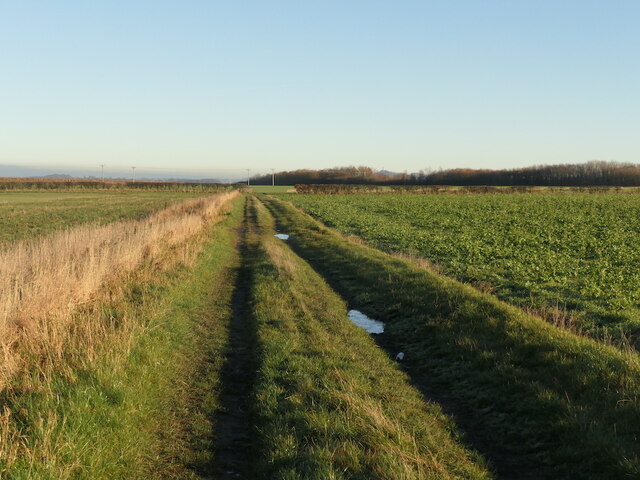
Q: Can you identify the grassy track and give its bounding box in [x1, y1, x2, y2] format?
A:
[1, 196, 244, 478]
[262, 195, 640, 480]
[0, 191, 216, 247]
[247, 197, 490, 479]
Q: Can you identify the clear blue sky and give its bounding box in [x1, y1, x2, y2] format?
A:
[1, 0, 638, 174]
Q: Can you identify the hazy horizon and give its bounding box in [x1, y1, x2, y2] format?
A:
[1, 1, 638, 172]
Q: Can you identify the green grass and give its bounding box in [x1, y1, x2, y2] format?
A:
[262, 195, 640, 480]
[249, 185, 294, 194]
[283, 192, 640, 347]
[2, 196, 244, 479]
[247, 197, 490, 479]
[0, 191, 214, 247]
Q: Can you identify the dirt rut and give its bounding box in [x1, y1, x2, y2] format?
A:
[210, 198, 259, 479]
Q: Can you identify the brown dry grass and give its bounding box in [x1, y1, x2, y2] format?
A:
[0, 191, 238, 391]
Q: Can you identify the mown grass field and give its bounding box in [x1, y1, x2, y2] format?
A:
[3, 187, 640, 479]
[284, 192, 640, 347]
[0, 190, 223, 247]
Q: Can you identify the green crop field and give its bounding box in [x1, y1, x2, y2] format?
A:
[283, 192, 640, 346]
[0, 190, 218, 247]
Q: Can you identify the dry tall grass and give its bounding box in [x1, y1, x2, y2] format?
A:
[0, 191, 238, 391]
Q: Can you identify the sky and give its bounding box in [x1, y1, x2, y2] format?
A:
[1, 0, 638, 176]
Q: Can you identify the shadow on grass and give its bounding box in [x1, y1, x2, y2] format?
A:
[191, 198, 261, 480]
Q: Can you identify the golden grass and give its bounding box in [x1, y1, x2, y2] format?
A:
[0, 191, 238, 390]
[330, 368, 454, 480]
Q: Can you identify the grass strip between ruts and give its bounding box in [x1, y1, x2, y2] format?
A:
[248, 196, 491, 479]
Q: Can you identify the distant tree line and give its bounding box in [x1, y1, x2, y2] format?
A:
[0, 177, 232, 192]
[251, 166, 384, 185]
[421, 161, 640, 186]
[251, 161, 640, 186]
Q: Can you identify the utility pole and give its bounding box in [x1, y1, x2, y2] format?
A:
[131, 166, 136, 182]
[271, 168, 275, 186]
[100, 164, 105, 182]
[246, 169, 251, 186]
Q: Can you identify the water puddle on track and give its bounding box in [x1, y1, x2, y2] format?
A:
[274, 233, 290, 240]
[348, 309, 385, 334]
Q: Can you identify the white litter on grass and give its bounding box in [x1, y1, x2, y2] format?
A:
[347, 309, 385, 334]
[274, 234, 290, 240]
[395, 352, 405, 361]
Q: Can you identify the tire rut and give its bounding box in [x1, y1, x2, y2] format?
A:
[210, 197, 259, 479]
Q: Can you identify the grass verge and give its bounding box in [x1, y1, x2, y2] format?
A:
[248, 197, 490, 479]
[0, 192, 237, 389]
[0, 196, 244, 478]
[261, 195, 640, 480]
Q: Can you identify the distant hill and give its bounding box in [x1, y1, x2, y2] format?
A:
[0, 165, 235, 183]
[0, 165, 71, 178]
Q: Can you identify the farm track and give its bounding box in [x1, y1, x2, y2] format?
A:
[210, 198, 259, 479]
[228, 196, 520, 478]
[240, 196, 492, 478]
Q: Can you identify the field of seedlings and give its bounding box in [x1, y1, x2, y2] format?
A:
[284, 192, 640, 346]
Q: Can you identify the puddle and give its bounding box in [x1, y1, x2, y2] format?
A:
[274, 234, 290, 240]
[347, 309, 384, 334]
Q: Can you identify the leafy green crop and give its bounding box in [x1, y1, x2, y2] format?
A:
[284, 193, 640, 346]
